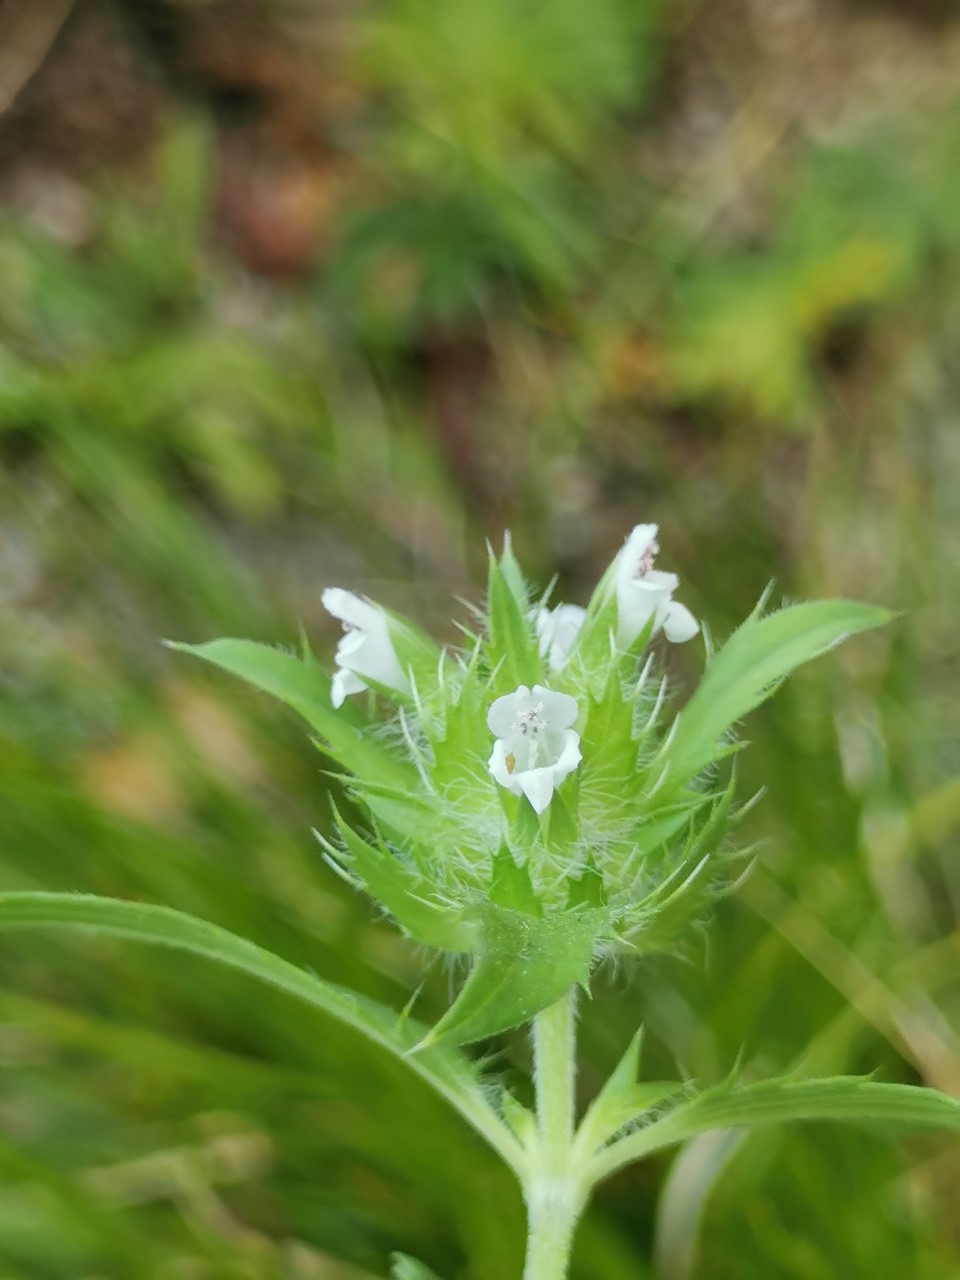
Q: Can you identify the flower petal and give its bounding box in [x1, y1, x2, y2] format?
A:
[323, 587, 411, 701]
[331, 667, 367, 708]
[537, 603, 587, 671]
[487, 686, 531, 738]
[616, 524, 659, 591]
[662, 599, 700, 644]
[322, 587, 381, 633]
[552, 729, 582, 782]
[632, 569, 679, 594]
[530, 685, 579, 731]
[517, 766, 556, 814]
[616, 591, 655, 648]
[488, 738, 522, 795]
[335, 628, 368, 661]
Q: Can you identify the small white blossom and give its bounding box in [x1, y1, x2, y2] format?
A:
[487, 684, 581, 814]
[536, 603, 587, 671]
[614, 523, 699, 648]
[322, 587, 411, 708]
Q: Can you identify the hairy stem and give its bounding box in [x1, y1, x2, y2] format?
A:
[523, 990, 585, 1280]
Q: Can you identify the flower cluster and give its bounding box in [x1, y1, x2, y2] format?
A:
[294, 522, 730, 1042]
[178, 520, 885, 1044]
[323, 523, 698, 816]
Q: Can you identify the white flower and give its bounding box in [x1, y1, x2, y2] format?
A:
[614, 523, 699, 648]
[322, 587, 411, 708]
[487, 684, 581, 814]
[536, 603, 587, 671]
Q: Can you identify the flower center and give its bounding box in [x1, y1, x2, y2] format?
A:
[510, 701, 553, 770]
[636, 538, 659, 578]
[513, 702, 546, 736]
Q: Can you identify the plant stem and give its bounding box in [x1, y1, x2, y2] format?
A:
[523, 990, 585, 1280]
[523, 1175, 584, 1280]
[534, 988, 576, 1159]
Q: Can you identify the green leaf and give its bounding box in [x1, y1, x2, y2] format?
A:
[490, 844, 542, 915]
[577, 676, 640, 805]
[332, 811, 475, 952]
[662, 601, 891, 788]
[543, 784, 579, 855]
[561, 561, 618, 686]
[577, 1026, 642, 1153]
[565, 860, 606, 909]
[383, 609, 445, 707]
[500, 1089, 537, 1146]
[590, 1074, 960, 1184]
[338, 774, 438, 849]
[0, 892, 522, 1174]
[429, 674, 491, 800]
[391, 1254, 444, 1280]
[620, 779, 738, 951]
[485, 549, 540, 694]
[498, 531, 529, 607]
[614, 794, 714, 901]
[168, 638, 415, 787]
[420, 904, 605, 1048]
[576, 1028, 684, 1155]
[509, 794, 542, 847]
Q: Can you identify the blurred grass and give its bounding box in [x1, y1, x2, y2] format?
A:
[1, 1, 959, 1276]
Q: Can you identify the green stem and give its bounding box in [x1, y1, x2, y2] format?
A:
[535, 988, 576, 1159]
[523, 990, 585, 1280]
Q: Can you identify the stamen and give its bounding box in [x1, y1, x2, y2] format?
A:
[514, 701, 546, 736]
[636, 538, 659, 578]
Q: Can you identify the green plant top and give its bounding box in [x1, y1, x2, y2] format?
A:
[168, 524, 887, 1049]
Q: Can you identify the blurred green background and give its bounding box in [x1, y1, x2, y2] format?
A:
[1, 0, 958, 1276]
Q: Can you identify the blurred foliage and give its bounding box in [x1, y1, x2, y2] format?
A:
[1, 0, 959, 1277]
[336, 0, 660, 334]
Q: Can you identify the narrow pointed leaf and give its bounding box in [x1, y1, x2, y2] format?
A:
[578, 1030, 686, 1154]
[543, 785, 579, 855]
[0, 892, 521, 1172]
[383, 609, 445, 706]
[501, 1090, 537, 1146]
[577, 1027, 644, 1154]
[391, 1255, 444, 1280]
[498, 532, 529, 607]
[663, 601, 890, 787]
[486, 554, 539, 693]
[490, 844, 542, 916]
[578, 684, 638, 794]
[334, 812, 474, 952]
[564, 558, 618, 679]
[591, 1074, 960, 1183]
[169, 638, 416, 787]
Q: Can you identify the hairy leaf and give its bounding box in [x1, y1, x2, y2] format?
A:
[662, 601, 890, 788]
[334, 812, 474, 952]
[485, 549, 540, 694]
[0, 892, 521, 1172]
[169, 638, 415, 787]
[419, 904, 605, 1048]
[591, 1074, 960, 1183]
[576, 1028, 684, 1155]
